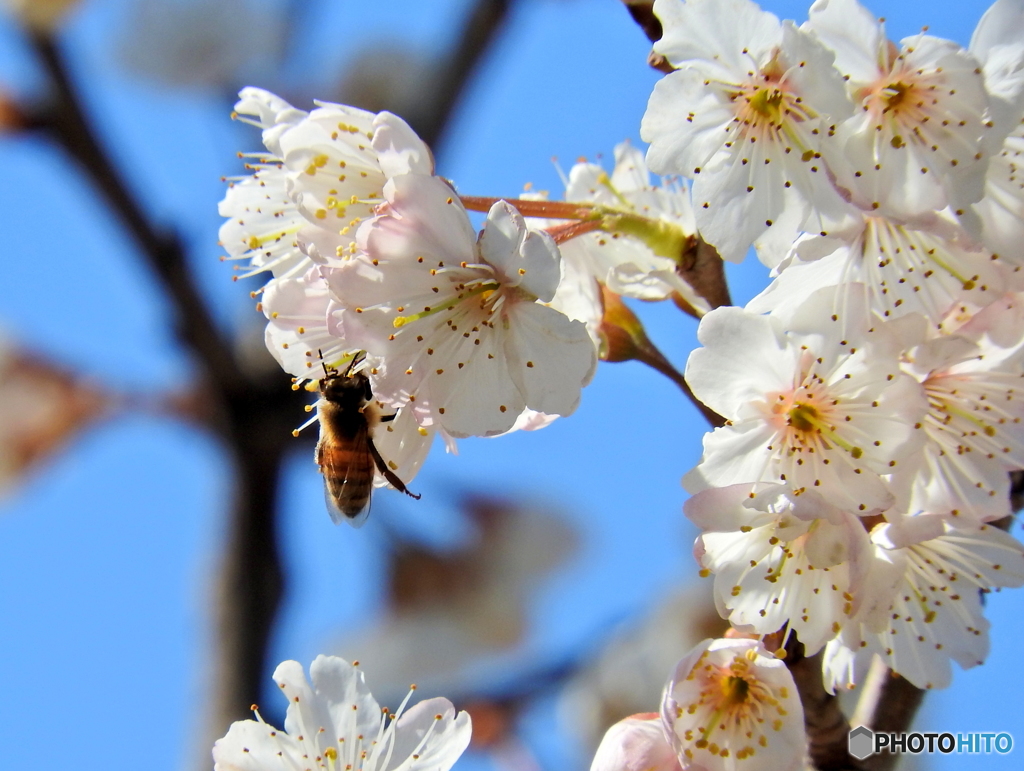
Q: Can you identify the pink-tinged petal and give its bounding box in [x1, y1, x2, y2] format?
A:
[261, 275, 352, 378]
[366, 175, 477, 267]
[590, 715, 681, 771]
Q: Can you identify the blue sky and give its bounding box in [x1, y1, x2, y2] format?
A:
[0, 1, 1020, 770]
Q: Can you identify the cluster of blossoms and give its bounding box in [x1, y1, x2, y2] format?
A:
[666, 0, 1024, 703]
[219, 87, 712, 503]
[217, 0, 1024, 770]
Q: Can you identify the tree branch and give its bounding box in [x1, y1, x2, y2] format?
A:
[783, 639, 864, 771]
[408, 0, 512, 151]
[26, 27, 299, 765]
[849, 657, 922, 771]
[29, 32, 242, 391]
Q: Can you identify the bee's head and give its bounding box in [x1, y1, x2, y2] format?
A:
[320, 371, 371, 403]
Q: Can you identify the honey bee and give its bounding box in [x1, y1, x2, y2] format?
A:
[316, 360, 420, 525]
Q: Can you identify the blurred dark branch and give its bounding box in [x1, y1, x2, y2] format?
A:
[412, 0, 511, 150]
[26, 27, 295, 762]
[29, 32, 242, 391]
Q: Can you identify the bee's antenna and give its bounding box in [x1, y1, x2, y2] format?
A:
[318, 348, 332, 379]
[343, 350, 367, 378]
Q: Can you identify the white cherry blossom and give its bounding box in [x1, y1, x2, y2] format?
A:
[661, 638, 805, 771]
[686, 483, 870, 655]
[329, 174, 596, 437]
[642, 0, 853, 264]
[823, 516, 1024, 691]
[684, 285, 926, 514]
[213, 655, 471, 771]
[750, 209, 1013, 325]
[279, 105, 433, 266]
[805, 0, 994, 217]
[889, 305, 1024, 523]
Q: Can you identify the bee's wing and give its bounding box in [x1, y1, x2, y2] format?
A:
[318, 430, 374, 528]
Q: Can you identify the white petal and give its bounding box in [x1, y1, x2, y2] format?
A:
[502, 301, 597, 418]
[213, 719, 302, 771]
[479, 202, 562, 301]
[385, 698, 472, 771]
[686, 308, 795, 418]
[372, 112, 435, 178]
[652, 0, 781, 70]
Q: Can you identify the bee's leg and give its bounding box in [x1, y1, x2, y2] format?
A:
[368, 441, 421, 500]
[380, 413, 397, 423]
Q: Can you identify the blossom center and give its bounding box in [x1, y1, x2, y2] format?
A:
[720, 674, 750, 707]
[689, 652, 785, 753]
[787, 403, 819, 433]
[748, 86, 786, 123]
[882, 81, 911, 114]
[767, 382, 866, 461]
[858, 64, 940, 147]
[728, 61, 817, 158]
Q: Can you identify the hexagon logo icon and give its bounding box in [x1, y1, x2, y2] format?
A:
[849, 725, 875, 760]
